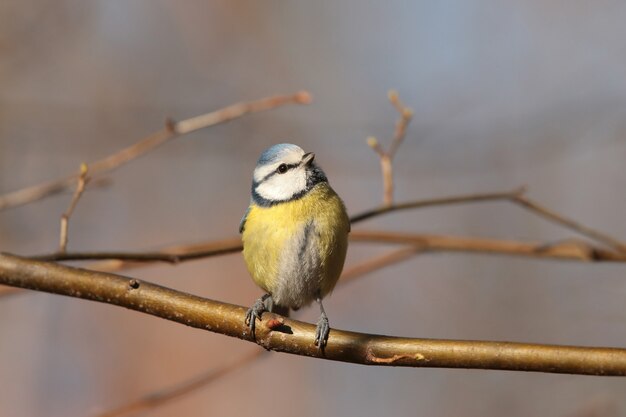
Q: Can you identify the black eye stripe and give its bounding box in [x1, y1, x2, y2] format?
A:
[278, 163, 299, 173]
[258, 163, 300, 182]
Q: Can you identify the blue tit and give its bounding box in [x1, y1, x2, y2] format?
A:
[240, 143, 350, 348]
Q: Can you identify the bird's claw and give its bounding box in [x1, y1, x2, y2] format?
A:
[245, 295, 269, 339]
[314, 311, 330, 349]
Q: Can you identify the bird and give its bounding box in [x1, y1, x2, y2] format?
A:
[240, 143, 350, 349]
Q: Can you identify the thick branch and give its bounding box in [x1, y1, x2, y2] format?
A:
[2, 253, 625, 376]
[0, 91, 311, 211]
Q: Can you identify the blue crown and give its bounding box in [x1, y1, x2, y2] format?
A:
[257, 143, 302, 166]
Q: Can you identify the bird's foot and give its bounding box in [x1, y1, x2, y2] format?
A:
[245, 294, 270, 339]
[314, 311, 330, 349]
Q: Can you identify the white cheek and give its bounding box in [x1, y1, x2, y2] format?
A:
[256, 171, 306, 201]
[253, 165, 275, 183]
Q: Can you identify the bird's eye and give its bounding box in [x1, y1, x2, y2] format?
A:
[277, 164, 288, 174]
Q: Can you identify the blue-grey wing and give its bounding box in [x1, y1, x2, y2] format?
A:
[239, 206, 251, 234]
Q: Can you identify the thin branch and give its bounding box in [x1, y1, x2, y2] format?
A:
[340, 246, 424, 283]
[27, 188, 519, 265]
[26, 186, 626, 266]
[59, 163, 89, 253]
[349, 187, 525, 223]
[386, 90, 413, 158]
[32, 237, 244, 265]
[2, 253, 626, 376]
[366, 90, 414, 205]
[0, 91, 312, 211]
[351, 186, 626, 256]
[349, 230, 626, 262]
[511, 192, 626, 254]
[95, 350, 265, 417]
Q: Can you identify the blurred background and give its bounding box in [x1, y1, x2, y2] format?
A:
[2, 1, 626, 416]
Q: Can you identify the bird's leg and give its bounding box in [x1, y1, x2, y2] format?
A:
[245, 293, 271, 338]
[314, 295, 330, 349]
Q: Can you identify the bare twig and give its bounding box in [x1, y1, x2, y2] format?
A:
[95, 350, 265, 417]
[351, 186, 626, 256]
[366, 90, 414, 206]
[1, 253, 626, 376]
[340, 246, 424, 283]
[25, 187, 626, 266]
[510, 192, 626, 254]
[29, 229, 625, 275]
[59, 163, 89, 253]
[349, 187, 524, 223]
[33, 237, 244, 265]
[349, 230, 626, 262]
[28, 188, 520, 265]
[0, 91, 312, 211]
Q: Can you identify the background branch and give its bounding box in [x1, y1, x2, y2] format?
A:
[2, 252, 626, 376]
[511, 193, 626, 253]
[366, 90, 414, 206]
[349, 230, 626, 262]
[25, 185, 625, 266]
[59, 163, 89, 253]
[29, 229, 625, 268]
[0, 91, 311, 211]
[96, 350, 265, 417]
[349, 187, 524, 223]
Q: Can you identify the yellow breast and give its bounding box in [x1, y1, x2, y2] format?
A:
[241, 183, 349, 308]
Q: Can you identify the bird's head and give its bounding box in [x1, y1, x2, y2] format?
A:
[251, 143, 327, 206]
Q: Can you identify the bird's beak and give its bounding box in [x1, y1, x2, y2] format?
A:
[302, 152, 315, 167]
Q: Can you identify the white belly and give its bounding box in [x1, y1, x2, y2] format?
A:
[272, 220, 322, 308]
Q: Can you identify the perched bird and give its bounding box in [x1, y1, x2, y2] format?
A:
[240, 143, 350, 348]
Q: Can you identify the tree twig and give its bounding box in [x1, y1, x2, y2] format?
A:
[31, 229, 624, 266]
[351, 186, 626, 256]
[59, 163, 89, 253]
[349, 187, 524, 223]
[26, 189, 626, 266]
[1, 252, 626, 376]
[340, 246, 424, 283]
[349, 231, 626, 262]
[95, 350, 265, 417]
[366, 90, 414, 206]
[510, 192, 626, 254]
[33, 242, 243, 264]
[30, 187, 523, 265]
[0, 91, 312, 211]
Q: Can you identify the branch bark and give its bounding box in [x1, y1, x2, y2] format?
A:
[2, 252, 625, 376]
